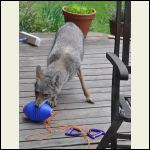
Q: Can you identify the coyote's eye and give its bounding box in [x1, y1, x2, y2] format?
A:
[44, 94, 49, 98]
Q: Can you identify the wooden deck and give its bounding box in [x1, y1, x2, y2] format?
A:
[19, 32, 131, 149]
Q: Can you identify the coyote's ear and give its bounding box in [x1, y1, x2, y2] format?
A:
[36, 65, 44, 79]
[52, 71, 61, 87]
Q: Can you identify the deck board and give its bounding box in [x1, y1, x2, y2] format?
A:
[19, 32, 131, 149]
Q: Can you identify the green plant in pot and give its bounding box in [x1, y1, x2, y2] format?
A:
[62, 3, 96, 38]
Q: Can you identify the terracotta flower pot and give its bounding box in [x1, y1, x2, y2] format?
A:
[62, 6, 96, 38]
[109, 20, 124, 37]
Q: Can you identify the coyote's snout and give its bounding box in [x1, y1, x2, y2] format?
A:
[35, 22, 94, 107]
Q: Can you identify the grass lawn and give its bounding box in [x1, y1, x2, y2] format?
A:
[20, 1, 117, 34]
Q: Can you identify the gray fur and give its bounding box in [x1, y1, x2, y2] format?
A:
[35, 22, 84, 107]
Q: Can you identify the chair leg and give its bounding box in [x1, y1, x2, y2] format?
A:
[96, 119, 123, 149]
[111, 136, 117, 149]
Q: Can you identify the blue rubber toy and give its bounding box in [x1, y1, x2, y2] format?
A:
[23, 101, 53, 122]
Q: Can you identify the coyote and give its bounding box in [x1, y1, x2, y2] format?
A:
[35, 22, 94, 107]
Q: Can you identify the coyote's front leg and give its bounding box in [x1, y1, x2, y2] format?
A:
[47, 96, 57, 108]
[77, 66, 94, 104]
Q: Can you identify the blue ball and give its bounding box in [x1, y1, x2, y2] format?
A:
[23, 101, 53, 122]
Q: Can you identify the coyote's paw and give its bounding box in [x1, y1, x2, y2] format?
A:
[86, 97, 95, 104]
[47, 99, 57, 108]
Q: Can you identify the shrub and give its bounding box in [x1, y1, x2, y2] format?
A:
[19, 1, 36, 32]
[19, 1, 66, 32]
[37, 1, 65, 32]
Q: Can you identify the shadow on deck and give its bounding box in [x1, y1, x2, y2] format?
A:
[19, 32, 131, 149]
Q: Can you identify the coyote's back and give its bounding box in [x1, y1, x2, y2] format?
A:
[47, 22, 84, 80]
